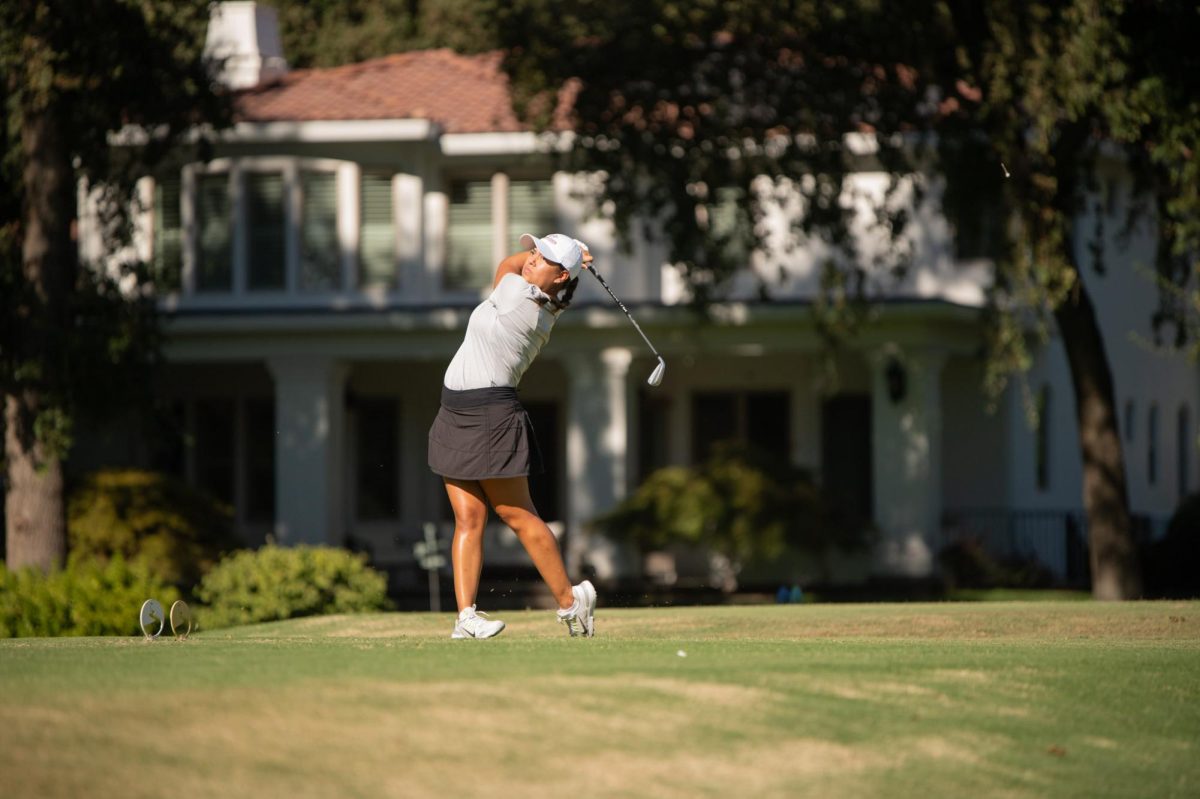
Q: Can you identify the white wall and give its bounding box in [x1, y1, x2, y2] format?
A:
[940, 355, 1011, 510]
[1006, 160, 1199, 522]
[711, 172, 992, 308]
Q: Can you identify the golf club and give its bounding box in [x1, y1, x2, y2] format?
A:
[583, 264, 667, 386]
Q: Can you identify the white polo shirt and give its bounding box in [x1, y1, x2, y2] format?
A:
[443, 273, 561, 390]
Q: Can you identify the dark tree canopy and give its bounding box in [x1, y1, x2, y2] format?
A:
[1, 0, 232, 446]
[1, 0, 232, 571]
[272, 0, 500, 68]
[488, 0, 1199, 599]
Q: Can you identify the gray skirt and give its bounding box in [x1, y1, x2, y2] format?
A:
[427, 386, 544, 481]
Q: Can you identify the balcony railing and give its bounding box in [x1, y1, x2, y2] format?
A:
[940, 509, 1089, 587]
[941, 509, 1165, 588]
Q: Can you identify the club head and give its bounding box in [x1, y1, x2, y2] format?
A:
[647, 358, 666, 387]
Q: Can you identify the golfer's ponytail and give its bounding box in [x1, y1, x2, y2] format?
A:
[551, 276, 579, 312]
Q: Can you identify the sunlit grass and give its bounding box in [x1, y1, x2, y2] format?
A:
[1, 602, 1197, 798]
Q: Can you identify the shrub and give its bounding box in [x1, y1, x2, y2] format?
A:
[1142, 493, 1200, 598]
[195, 545, 391, 630]
[0, 555, 180, 638]
[68, 469, 238, 593]
[937, 538, 1055, 590]
[593, 443, 871, 576]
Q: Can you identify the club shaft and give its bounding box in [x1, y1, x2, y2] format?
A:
[585, 265, 663, 359]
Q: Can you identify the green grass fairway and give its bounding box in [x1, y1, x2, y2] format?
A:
[2, 602, 1198, 798]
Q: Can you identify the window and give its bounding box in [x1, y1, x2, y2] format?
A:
[508, 180, 557, 251]
[525, 401, 561, 521]
[1148, 404, 1159, 485]
[821, 394, 873, 522]
[174, 159, 394, 298]
[360, 173, 395, 289]
[150, 400, 187, 477]
[445, 179, 494, 291]
[153, 174, 182, 291]
[691, 390, 790, 463]
[246, 172, 287, 290]
[692, 393, 739, 462]
[356, 399, 399, 520]
[300, 170, 339, 291]
[196, 173, 232, 291]
[638, 391, 671, 482]
[1178, 405, 1190, 498]
[747, 393, 790, 459]
[1035, 386, 1050, 491]
[445, 176, 556, 292]
[954, 191, 1004, 260]
[194, 398, 236, 504]
[245, 398, 276, 523]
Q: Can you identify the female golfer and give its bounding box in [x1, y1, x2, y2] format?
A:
[428, 232, 597, 639]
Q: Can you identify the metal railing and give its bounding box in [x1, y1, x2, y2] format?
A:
[940, 509, 1090, 586]
[941, 509, 1169, 588]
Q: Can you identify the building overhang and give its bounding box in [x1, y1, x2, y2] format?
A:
[161, 298, 985, 363]
[221, 118, 442, 143]
[108, 118, 444, 147]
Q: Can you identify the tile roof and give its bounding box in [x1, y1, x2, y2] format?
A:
[234, 49, 568, 134]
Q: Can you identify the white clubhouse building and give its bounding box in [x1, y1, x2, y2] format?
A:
[78, 3, 1198, 591]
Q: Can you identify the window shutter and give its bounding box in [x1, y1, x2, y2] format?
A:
[196, 174, 232, 291]
[360, 173, 394, 289]
[445, 180, 493, 291]
[153, 173, 183, 291]
[246, 172, 287, 290]
[245, 398, 276, 523]
[355, 399, 399, 521]
[508, 179, 556, 245]
[194, 398, 235, 504]
[301, 171, 339, 291]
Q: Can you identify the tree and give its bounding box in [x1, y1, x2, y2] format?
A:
[0, 1, 231, 573]
[491, 0, 1199, 598]
[933, 1, 1197, 599]
[270, 0, 499, 69]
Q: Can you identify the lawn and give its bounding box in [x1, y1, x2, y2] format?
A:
[1, 601, 1197, 798]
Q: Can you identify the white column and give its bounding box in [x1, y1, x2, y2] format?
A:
[267, 356, 348, 546]
[337, 162, 359, 292]
[565, 348, 633, 579]
[395, 173, 424, 296]
[871, 348, 946, 577]
[424, 187, 447, 296]
[491, 171, 509, 263]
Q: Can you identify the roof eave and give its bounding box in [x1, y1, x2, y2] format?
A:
[222, 118, 443, 143]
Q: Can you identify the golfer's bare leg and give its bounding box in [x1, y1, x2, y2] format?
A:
[444, 478, 488, 612]
[480, 477, 574, 609]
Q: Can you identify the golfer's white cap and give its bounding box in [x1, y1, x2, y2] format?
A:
[520, 232, 583, 279]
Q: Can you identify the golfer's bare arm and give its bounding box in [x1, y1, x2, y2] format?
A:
[493, 252, 529, 288]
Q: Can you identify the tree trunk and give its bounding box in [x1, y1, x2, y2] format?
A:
[1053, 276, 1143, 600]
[4, 391, 66, 572]
[4, 107, 75, 573]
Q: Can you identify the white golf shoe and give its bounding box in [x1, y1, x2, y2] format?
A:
[557, 580, 597, 638]
[451, 605, 505, 639]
